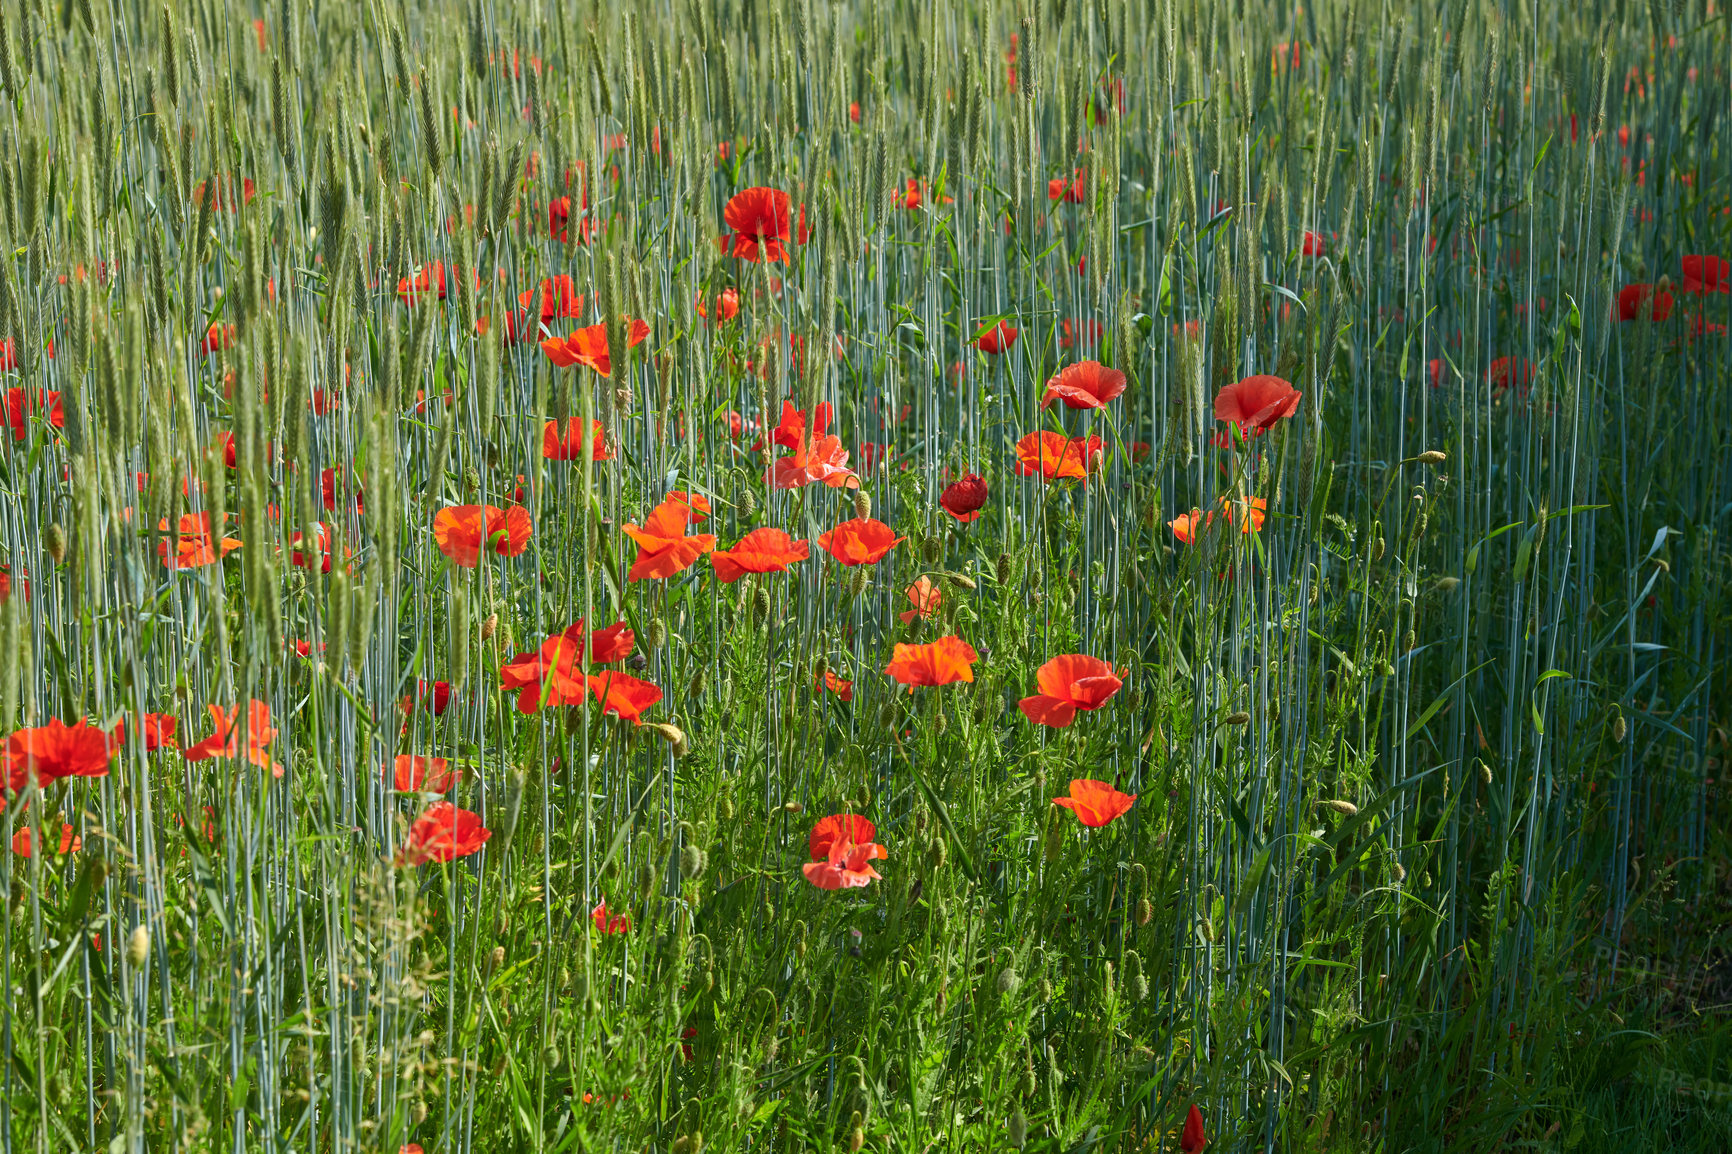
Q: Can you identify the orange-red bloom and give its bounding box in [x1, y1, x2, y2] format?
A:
[1213, 375, 1301, 435]
[159, 513, 243, 569]
[4, 718, 118, 791]
[1225, 495, 1267, 534]
[516, 275, 586, 340]
[1051, 778, 1136, 827]
[12, 823, 80, 857]
[1169, 509, 1204, 544]
[809, 814, 877, 860]
[397, 802, 491, 865]
[386, 755, 460, 792]
[722, 187, 795, 262]
[1682, 254, 1730, 294]
[540, 318, 650, 376]
[543, 418, 614, 461]
[975, 321, 1018, 354]
[1014, 431, 1100, 482]
[622, 498, 718, 581]
[1301, 231, 1326, 256]
[802, 832, 887, 890]
[1018, 655, 1124, 727]
[1180, 1104, 1207, 1153]
[820, 670, 854, 701]
[433, 505, 533, 568]
[1616, 283, 1673, 322]
[584, 669, 665, 725]
[499, 620, 636, 713]
[181, 701, 282, 777]
[711, 527, 810, 583]
[399, 680, 453, 716]
[899, 576, 942, 622]
[396, 260, 477, 306]
[592, 899, 631, 934]
[1042, 360, 1127, 410]
[940, 473, 989, 522]
[3, 386, 63, 439]
[697, 287, 740, 322]
[665, 490, 712, 522]
[817, 518, 905, 566]
[883, 635, 978, 688]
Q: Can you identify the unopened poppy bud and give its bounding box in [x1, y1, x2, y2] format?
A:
[1102, 959, 1115, 995]
[1612, 710, 1627, 743]
[487, 945, 505, 973]
[1043, 812, 1065, 862]
[1008, 1107, 1028, 1149]
[948, 573, 978, 590]
[1418, 449, 1447, 464]
[752, 587, 772, 623]
[1403, 629, 1416, 652]
[688, 668, 705, 698]
[1224, 711, 1251, 726]
[42, 523, 66, 564]
[782, 800, 803, 814]
[794, 919, 808, 958]
[481, 612, 498, 640]
[857, 783, 871, 808]
[1436, 576, 1460, 592]
[849, 567, 870, 596]
[126, 924, 151, 966]
[995, 965, 1020, 995]
[996, 552, 1012, 584]
[647, 722, 689, 756]
[1135, 898, 1153, 926]
[413, 1099, 429, 1123]
[1479, 761, 1493, 784]
[1373, 537, 1386, 560]
[679, 844, 706, 879]
[928, 837, 948, 869]
[1020, 1065, 1038, 1097]
[1038, 977, 1053, 1002]
[848, 1126, 864, 1152]
[853, 491, 871, 519]
[645, 618, 667, 649]
[933, 709, 947, 736]
[1317, 799, 1359, 817]
[1392, 862, 1407, 882]
[922, 536, 941, 563]
[1201, 918, 1215, 943]
[716, 795, 734, 820]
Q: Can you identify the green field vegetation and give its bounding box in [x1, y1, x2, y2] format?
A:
[0, 0, 1728, 1150]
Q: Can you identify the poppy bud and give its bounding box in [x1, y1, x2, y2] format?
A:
[1612, 710, 1627, 743]
[933, 709, 947, 736]
[782, 800, 803, 814]
[487, 945, 505, 973]
[413, 1099, 429, 1124]
[1200, 918, 1215, 943]
[1039, 977, 1053, 1002]
[648, 722, 689, 756]
[1393, 862, 1407, 882]
[752, 587, 772, 623]
[848, 1127, 864, 1153]
[680, 844, 706, 879]
[1224, 711, 1251, 726]
[996, 552, 1012, 585]
[1102, 960, 1115, 996]
[1479, 761, 1493, 785]
[928, 837, 948, 869]
[996, 964, 1020, 995]
[1403, 629, 1416, 652]
[853, 490, 871, 519]
[1020, 1064, 1038, 1097]
[1418, 449, 1447, 464]
[1317, 799, 1359, 817]
[646, 617, 667, 649]
[42, 523, 66, 564]
[1436, 577, 1460, 593]
[948, 573, 978, 591]
[1008, 1107, 1028, 1149]
[793, 919, 808, 958]
[922, 535, 941, 563]
[857, 783, 871, 808]
[1373, 537, 1386, 560]
[126, 924, 151, 967]
[686, 668, 707, 699]
[716, 795, 734, 820]
[1043, 810, 1066, 862]
[1135, 898, 1153, 926]
[849, 567, 870, 596]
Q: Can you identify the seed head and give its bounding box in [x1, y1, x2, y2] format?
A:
[1418, 449, 1447, 464]
[1317, 799, 1359, 817]
[1224, 711, 1251, 726]
[126, 924, 151, 966]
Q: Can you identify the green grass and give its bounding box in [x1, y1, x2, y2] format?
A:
[0, 0, 1727, 1151]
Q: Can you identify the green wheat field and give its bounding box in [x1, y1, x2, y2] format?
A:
[0, 0, 1727, 1150]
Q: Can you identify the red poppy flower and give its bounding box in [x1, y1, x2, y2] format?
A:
[159, 513, 243, 569]
[387, 755, 460, 792]
[820, 670, 854, 702]
[548, 195, 594, 245]
[396, 802, 491, 865]
[1018, 655, 1124, 727]
[802, 835, 888, 890]
[3, 718, 118, 790]
[899, 576, 942, 623]
[541, 318, 650, 376]
[1169, 509, 1204, 544]
[321, 467, 365, 515]
[622, 498, 718, 581]
[400, 680, 453, 716]
[543, 418, 614, 462]
[940, 473, 989, 522]
[974, 321, 1019, 355]
[432, 505, 533, 568]
[1487, 357, 1535, 394]
[697, 287, 740, 322]
[1048, 170, 1086, 203]
[12, 823, 80, 858]
[1616, 283, 1673, 321]
[849, 101, 862, 123]
[1682, 255, 1730, 294]
[773, 434, 859, 490]
[288, 522, 334, 573]
[1042, 360, 1128, 410]
[817, 518, 905, 566]
[2, 386, 61, 439]
[809, 814, 877, 860]
[136, 713, 177, 751]
[584, 668, 665, 725]
[182, 701, 282, 777]
[592, 899, 631, 934]
[396, 260, 477, 306]
[665, 490, 711, 522]
[1051, 778, 1136, 827]
[519, 275, 586, 338]
[202, 322, 237, 355]
[883, 635, 978, 688]
[901, 178, 952, 210]
[711, 527, 811, 583]
[1226, 496, 1267, 534]
[1213, 375, 1302, 435]
[1180, 1104, 1207, 1153]
[1059, 318, 1103, 349]
[1014, 431, 1099, 482]
[499, 620, 636, 713]
[1301, 231, 1326, 256]
[722, 187, 795, 262]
